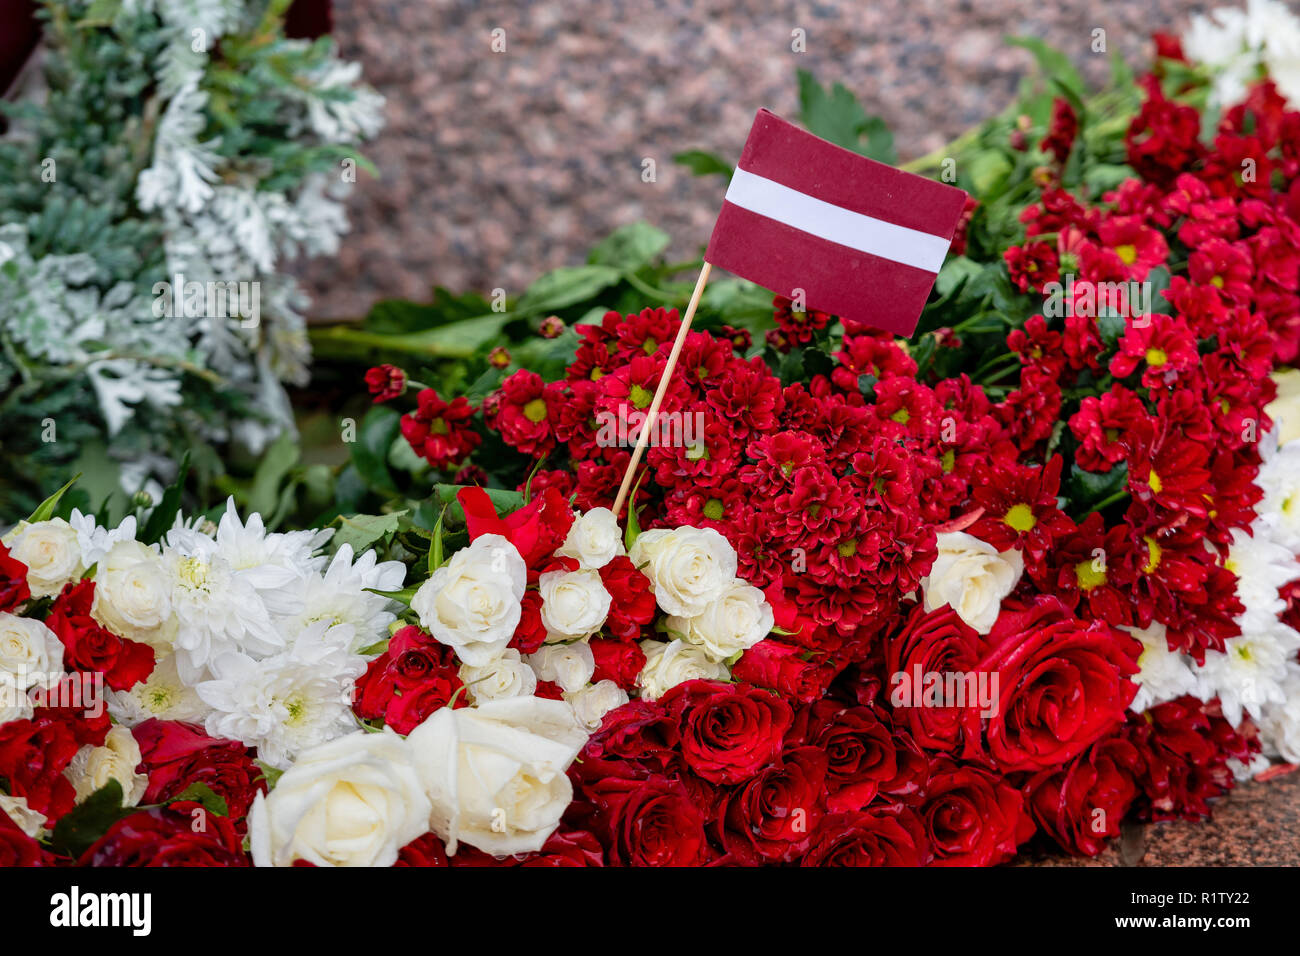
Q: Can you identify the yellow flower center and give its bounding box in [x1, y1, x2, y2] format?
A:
[1004, 503, 1037, 533]
[1145, 347, 1168, 367]
[1148, 469, 1163, 494]
[1075, 560, 1107, 591]
[941, 448, 956, 474]
[523, 398, 548, 423]
[1143, 535, 1162, 574]
[1210, 275, 1225, 289]
[628, 385, 653, 410]
[837, 538, 859, 558]
[890, 408, 911, 425]
[703, 498, 724, 521]
[1116, 244, 1137, 265]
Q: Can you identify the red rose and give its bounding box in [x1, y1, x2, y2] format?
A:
[0, 542, 30, 612]
[0, 810, 48, 866]
[1025, 735, 1144, 856]
[802, 806, 930, 867]
[572, 698, 681, 782]
[718, 746, 828, 864]
[0, 716, 81, 820]
[661, 680, 792, 785]
[922, 761, 1033, 866]
[584, 774, 710, 866]
[132, 719, 265, 821]
[882, 604, 985, 757]
[732, 639, 838, 704]
[518, 828, 606, 867]
[597, 556, 655, 640]
[789, 700, 903, 812]
[353, 626, 464, 734]
[588, 637, 646, 691]
[78, 802, 249, 866]
[509, 590, 547, 654]
[394, 833, 450, 867]
[364, 364, 406, 403]
[978, 596, 1140, 773]
[46, 580, 155, 691]
[459, 485, 573, 568]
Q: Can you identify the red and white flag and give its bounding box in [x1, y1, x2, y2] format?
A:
[705, 109, 968, 337]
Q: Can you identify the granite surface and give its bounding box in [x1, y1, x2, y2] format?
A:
[291, 0, 1216, 319]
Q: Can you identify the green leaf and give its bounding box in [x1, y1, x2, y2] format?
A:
[516, 265, 622, 315]
[173, 782, 229, 817]
[797, 69, 897, 164]
[247, 431, 300, 518]
[351, 405, 402, 495]
[25, 474, 81, 523]
[429, 506, 447, 575]
[50, 779, 130, 859]
[365, 584, 420, 606]
[139, 451, 192, 546]
[333, 510, 408, 552]
[673, 149, 734, 180]
[1066, 461, 1129, 510]
[1005, 36, 1087, 103]
[587, 222, 671, 271]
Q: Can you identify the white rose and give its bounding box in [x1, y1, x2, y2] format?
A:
[0, 676, 33, 723]
[0, 793, 45, 838]
[0, 612, 64, 689]
[556, 508, 625, 569]
[636, 638, 729, 701]
[459, 648, 537, 702]
[670, 580, 774, 660]
[249, 729, 432, 867]
[2, 518, 82, 598]
[408, 696, 587, 856]
[91, 540, 176, 648]
[538, 569, 611, 642]
[566, 679, 629, 730]
[65, 726, 148, 806]
[920, 532, 1024, 634]
[528, 641, 596, 692]
[630, 527, 737, 617]
[411, 534, 526, 666]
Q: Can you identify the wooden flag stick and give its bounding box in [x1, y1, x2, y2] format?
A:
[612, 260, 713, 518]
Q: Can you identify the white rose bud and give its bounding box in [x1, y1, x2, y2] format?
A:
[920, 531, 1024, 634]
[249, 729, 432, 867]
[528, 641, 596, 692]
[65, 726, 148, 807]
[91, 540, 176, 649]
[636, 638, 729, 701]
[631, 526, 737, 617]
[459, 648, 537, 703]
[408, 697, 588, 857]
[0, 612, 64, 690]
[0, 793, 46, 838]
[2, 518, 82, 599]
[539, 569, 611, 642]
[411, 534, 526, 666]
[556, 507, 625, 569]
[566, 679, 629, 730]
[669, 580, 774, 660]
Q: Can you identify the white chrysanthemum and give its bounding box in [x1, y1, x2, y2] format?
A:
[67, 509, 139, 569]
[1229, 752, 1272, 781]
[1259, 663, 1300, 762]
[107, 654, 208, 726]
[194, 621, 364, 769]
[1195, 630, 1291, 727]
[459, 648, 537, 703]
[1126, 622, 1199, 713]
[1256, 435, 1300, 552]
[161, 539, 279, 684]
[279, 544, 405, 655]
[1184, 0, 1300, 106]
[1224, 526, 1300, 633]
[203, 498, 332, 617]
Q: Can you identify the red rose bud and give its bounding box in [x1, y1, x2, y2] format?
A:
[365, 364, 406, 403]
[46, 581, 155, 692]
[732, 639, 837, 704]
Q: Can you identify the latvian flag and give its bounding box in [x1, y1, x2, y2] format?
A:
[705, 109, 969, 337]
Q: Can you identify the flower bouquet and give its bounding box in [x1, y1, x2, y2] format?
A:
[5, 2, 1300, 868]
